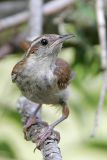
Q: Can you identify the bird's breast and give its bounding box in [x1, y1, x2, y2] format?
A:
[16, 67, 59, 103]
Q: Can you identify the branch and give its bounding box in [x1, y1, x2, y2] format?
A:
[0, 0, 74, 32]
[28, 0, 43, 40]
[0, 1, 27, 17]
[0, 11, 29, 32]
[43, 0, 74, 16]
[91, 0, 107, 137]
[17, 97, 62, 160]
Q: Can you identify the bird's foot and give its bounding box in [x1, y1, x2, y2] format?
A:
[23, 116, 40, 140]
[36, 125, 53, 148]
[36, 125, 60, 150]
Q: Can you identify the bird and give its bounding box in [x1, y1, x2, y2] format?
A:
[11, 34, 75, 146]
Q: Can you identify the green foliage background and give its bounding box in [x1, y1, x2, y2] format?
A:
[0, 0, 107, 160]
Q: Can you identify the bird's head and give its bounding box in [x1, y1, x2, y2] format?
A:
[20, 34, 75, 61]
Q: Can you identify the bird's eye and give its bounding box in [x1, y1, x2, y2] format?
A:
[40, 39, 48, 46]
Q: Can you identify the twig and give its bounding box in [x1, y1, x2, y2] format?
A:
[0, 11, 29, 32]
[0, 0, 74, 32]
[43, 0, 74, 16]
[17, 97, 62, 160]
[0, 1, 27, 17]
[91, 0, 107, 137]
[28, 0, 43, 40]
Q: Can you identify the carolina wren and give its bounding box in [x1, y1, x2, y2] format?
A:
[11, 34, 75, 146]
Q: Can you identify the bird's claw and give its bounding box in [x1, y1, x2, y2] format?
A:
[36, 126, 53, 148]
[23, 116, 40, 140]
[35, 128, 60, 150]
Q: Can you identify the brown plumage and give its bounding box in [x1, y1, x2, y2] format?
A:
[27, 45, 38, 57]
[54, 58, 71, 89]
[11, 59, 26, 82]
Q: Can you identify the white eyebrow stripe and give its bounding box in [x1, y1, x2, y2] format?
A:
[26, 37, 42, 56]
[26, 37, 41, 55]
[31, 37, 41, 46]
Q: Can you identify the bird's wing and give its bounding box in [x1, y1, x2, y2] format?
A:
[11, 59, 25, 82]
[54, 58, 75, 90]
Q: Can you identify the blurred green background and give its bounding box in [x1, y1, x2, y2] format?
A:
[0, 0, 107, 160]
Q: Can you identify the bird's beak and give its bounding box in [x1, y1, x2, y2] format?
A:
[52, 34, 75, 47]
[59, 34, 75, 43]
